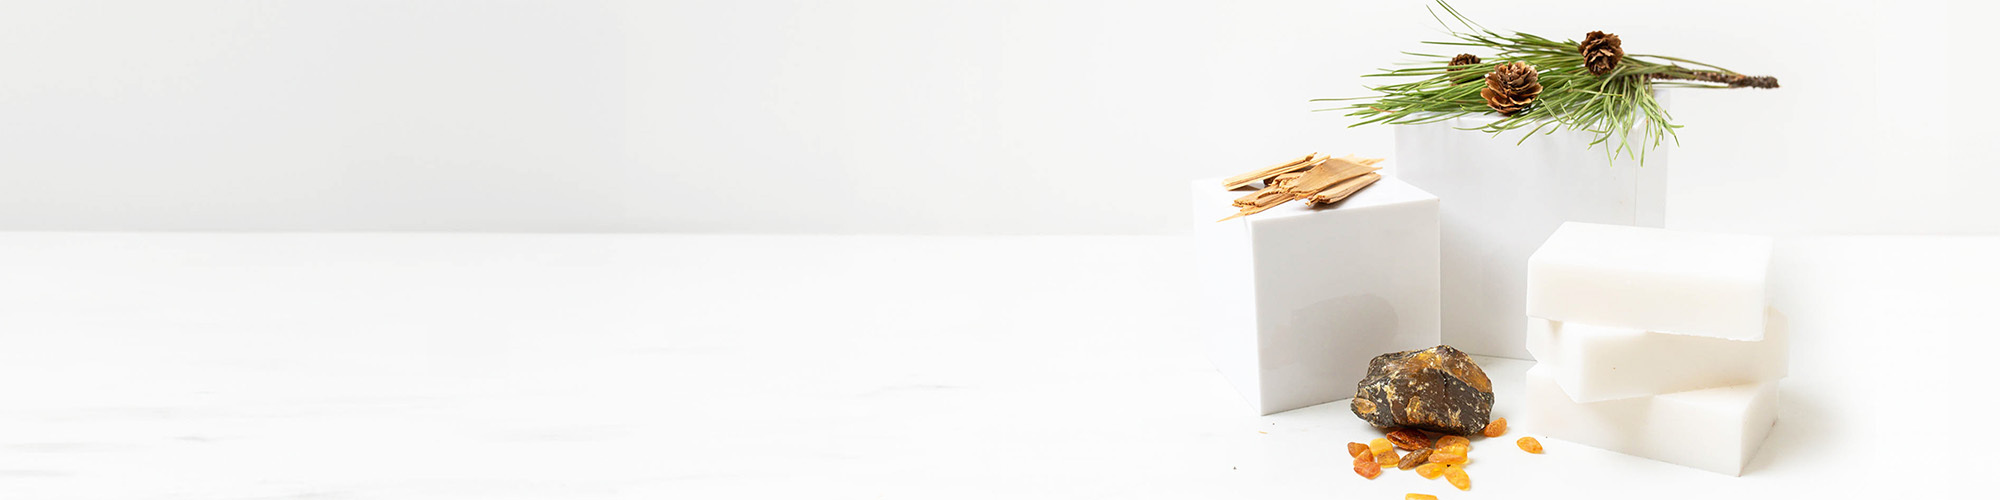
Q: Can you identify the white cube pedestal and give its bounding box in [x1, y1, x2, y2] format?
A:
[1392, 119, 1668, 359]
[1191, 176, 1441, 415]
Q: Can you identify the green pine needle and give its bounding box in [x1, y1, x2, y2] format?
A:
[1321, 1, 1769, 165]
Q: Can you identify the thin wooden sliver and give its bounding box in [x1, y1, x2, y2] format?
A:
[1253, 156, 1376, 190]
[1213, 153, 1388, 221]
[1218, 200, 1284, 222]
[1281, 156, 1383, 197]
[1307, 172, 1382, 205]
[1222, 153, 1319, 190]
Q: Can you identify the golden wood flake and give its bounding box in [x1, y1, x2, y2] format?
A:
[1221, 153, 1319, 190]
[1216, 153, 1385, 221]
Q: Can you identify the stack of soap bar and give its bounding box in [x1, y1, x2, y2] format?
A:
[1525, 309, 1789, 403]
[1191, 176, 1441, 415]
[1526, 221, 1773, 340]
[1524, 365, 1779, 476]
[1521, 222, 1783, 476]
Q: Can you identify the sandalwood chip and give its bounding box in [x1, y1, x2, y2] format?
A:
[1215, 153, 1385, 221]
[1306, 172, 1382, 205]
[1222, 153, 1319, 190]
[1280, 156, 1382, 198]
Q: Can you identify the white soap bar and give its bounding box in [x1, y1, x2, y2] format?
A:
[1523, 364, 1779, 476]
[1525, 308, 1788, 402]
[1191, 176, 1441, 415]
[1526, 222, 1773, 340]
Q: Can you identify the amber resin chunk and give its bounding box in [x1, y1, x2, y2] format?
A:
[1414, 463, 1447, 479]
[1355, 459, 1383, 479]
[1375, 449, 1399, 467]
[1445, 466, 1471, 490]
[1406, 494, 1439, 500]
[1436, 435, 1470, 451]
[1397, 448, 1432, 470]
[1347, 442, 1370, 457]
[1483, 417, 1508, 437]
[1369, 438, 1394, 455]
[1350, 345, 1496, 435]
[1518, 436, 1544, 454]
[1386, 428, 1432, 450]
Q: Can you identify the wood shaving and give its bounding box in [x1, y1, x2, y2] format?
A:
[1221, 153, 1319, 190]
[1215, 153, 1385, 221]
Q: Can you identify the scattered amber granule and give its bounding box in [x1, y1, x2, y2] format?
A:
[1354, 459, 1383, 479]
[1386, 428, 1432, 450]
[1482, 418, 1507, 437]
[1397, 448, 1431, 470]
[1414, 463, 1447, 479]
[1406, 494, 1439, 500]
[1348, 442, 1369, 457]
[1375, 447, 1400, 467]
[1369, 438, 1393, 455]
[1436, 435, 1470, 449]
[1444, 466, 1471, 491]
[1517, 436, 1544, 454]
[1353, 449, 1375, 465]
[1427, 451, 1467, 465]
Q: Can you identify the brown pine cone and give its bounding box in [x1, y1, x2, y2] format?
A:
[1448, 54, 1483, 83]
[1580, 31, 1623, 75]
[1480, 62, 1541, 116]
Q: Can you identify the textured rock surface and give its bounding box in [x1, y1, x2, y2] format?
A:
[1350, 345, 1494, 435]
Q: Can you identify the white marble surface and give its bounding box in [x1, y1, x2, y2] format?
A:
[0, 233, 1990, 499]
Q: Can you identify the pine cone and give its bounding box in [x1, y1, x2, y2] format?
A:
[1580, 31, 1623, 75]
[1448, 53, 1482, 83]
[1480, 62, 1541, 116]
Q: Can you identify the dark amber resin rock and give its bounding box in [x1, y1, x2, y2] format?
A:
[1350, 345, 1494, 435]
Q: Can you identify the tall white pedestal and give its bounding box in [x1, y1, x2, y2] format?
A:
[1392, 119, 1668, 359]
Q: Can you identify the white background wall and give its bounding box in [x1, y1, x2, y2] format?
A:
[0, 0, 1990, 235]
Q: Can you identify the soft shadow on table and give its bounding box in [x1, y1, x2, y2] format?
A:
[1740, 383, 1828, 475]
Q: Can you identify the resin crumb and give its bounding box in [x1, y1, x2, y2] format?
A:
[1445, 466, 1471, 490]
[1517, 436, 1544, 454]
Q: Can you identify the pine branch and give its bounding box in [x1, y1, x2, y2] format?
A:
[1319, 1, 1778, 165]
[1649, 69, 1780, 89]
